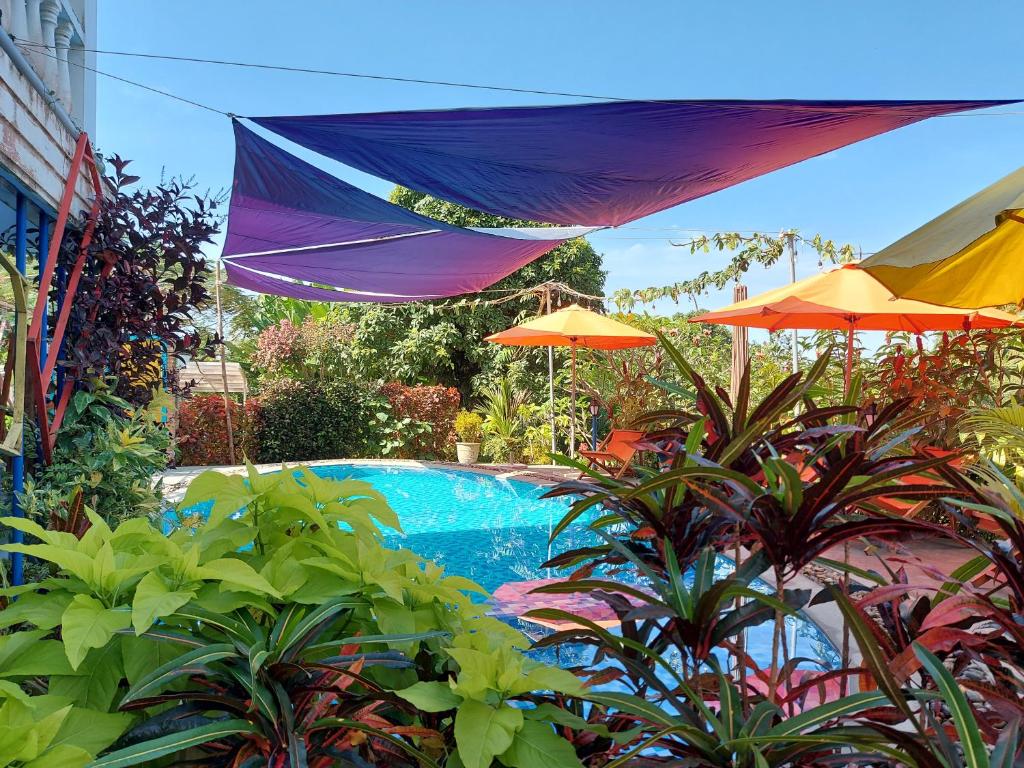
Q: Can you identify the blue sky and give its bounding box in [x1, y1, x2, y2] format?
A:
[96, 1, 1022, 317]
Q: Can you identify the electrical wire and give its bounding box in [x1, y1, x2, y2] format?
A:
[14, 39, 1024, 117]
[19, 44, 231, 115]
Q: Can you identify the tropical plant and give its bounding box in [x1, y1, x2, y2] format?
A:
[868, 329, 1012, 448]
[960, 403, 1024, 485]
[455, 410, 484, 443]
[374, 409, 434, 458]
[531, 329, 1023, 764]
[0, 463, 587, 767]
[0, 690, 129, 767]
[19, 386, 168, 526]
[480, 378, 530, 463]
[378, 382, 461, 459]
[52, 156, 219, 408]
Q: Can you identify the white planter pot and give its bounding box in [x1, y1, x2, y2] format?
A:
[456, 442, 481, 465]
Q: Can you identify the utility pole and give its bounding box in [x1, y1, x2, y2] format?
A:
[785, 232, 799, 374]
[215, 260, 237, 465]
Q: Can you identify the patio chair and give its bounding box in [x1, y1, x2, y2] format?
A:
[579, 429, 646, 479]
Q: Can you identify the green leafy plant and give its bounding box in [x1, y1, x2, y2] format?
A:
[532, 329, 1022, 764]
[378, 382, 460, 459]
[0, 691, 129, 767]
[454, 411, 484, 443]
[480, 378, 529, 463]
[0, 463, 585, 767]
[19, 386, 168, 526]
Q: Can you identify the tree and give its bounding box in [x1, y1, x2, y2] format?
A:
[332, 187, 606, 401]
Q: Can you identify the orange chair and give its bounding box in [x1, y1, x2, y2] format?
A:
[579, 429, 645, 479]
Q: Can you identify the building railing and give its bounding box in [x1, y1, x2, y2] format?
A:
[0, 0, 87, 129]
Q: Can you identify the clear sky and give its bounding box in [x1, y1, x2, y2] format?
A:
[95, 1, 1022, 316]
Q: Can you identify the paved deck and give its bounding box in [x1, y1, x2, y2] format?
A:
[821, 534, 982, 591]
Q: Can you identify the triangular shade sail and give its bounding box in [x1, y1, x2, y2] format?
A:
[223, 123, 595, 301]
[691, 264, 1021, 333]
[862, 165, 1024, 308]
[251, 99, 1011, 227]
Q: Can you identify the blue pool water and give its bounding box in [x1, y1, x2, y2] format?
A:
[315, 464, 593, 592]
[176, 463, 839, 669]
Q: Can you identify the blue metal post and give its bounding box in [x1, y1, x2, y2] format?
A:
[11, 194, 28, 586]
[37, 217, 49, 369]
[591, 408, 599, 451]
[55, 262, 66, 398]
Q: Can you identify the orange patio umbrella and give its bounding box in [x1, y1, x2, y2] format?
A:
[692, 264, 1021, 393]
[485, 304, 656, 456]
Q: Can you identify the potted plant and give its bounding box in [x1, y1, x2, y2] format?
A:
[454, 410, 484, 464]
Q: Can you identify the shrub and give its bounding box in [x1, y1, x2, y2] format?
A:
[378, 382, 460, 459]
[253, 318, 304, 376]
[256, 378, 379, 462]
[454, 410, 484, 442]
[49, 156, 218, 408]
[254, 316, 356, 384]
[175, 393, 260, 466]
[20, 387, 169, 526]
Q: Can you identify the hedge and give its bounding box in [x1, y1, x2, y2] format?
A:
[378, 382, 460, 460]
[254, 378, 380, 463]
[176, 394, 260, 466]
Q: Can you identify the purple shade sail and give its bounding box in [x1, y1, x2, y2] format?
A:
[224, 123, 592, 300]
[251, 99, 1013, 227]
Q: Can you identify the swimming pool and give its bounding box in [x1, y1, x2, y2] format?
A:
[174, 462, 839, 669]
[314, 464, 839, 669]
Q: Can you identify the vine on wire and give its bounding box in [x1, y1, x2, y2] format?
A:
[610, 230, 857, 311]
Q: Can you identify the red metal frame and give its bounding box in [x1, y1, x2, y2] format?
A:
[27, 133, 108, 464]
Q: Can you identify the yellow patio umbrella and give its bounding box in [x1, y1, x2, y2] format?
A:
[692, 264, 1021, 393]
[485, 304, 656, 456]
[862, 165, 1024, 308]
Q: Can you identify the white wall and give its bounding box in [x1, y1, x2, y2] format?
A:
[0, 0, 96, 212]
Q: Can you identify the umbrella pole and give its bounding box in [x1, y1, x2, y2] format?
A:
[844, 326, 855, 395]
[546, 288, 556, 459]
[786, 233, 800, 374]
[569, 342, 577, 459]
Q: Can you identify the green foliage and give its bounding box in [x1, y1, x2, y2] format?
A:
[379, 382, 461, 459]
[252, 316, 356, 388]
[479, 379, 530, 463]
[536, 332, 1024, 764]
[961, 403, 1024, 484]
[455, 411, 484, 443]
[610, 230, 855, 311]
[20, 387, 168, 526]
[0, 691, 129, 767]
[0, 463, 583, 767]
[576, 312, 792, 426]
[254, 378, 382, 462]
